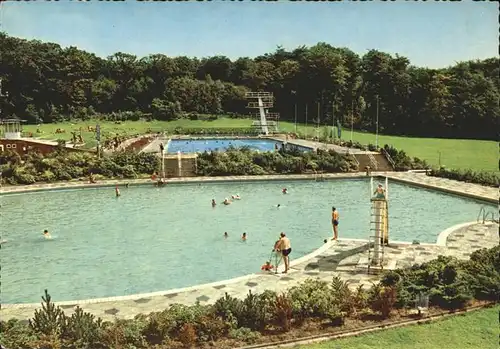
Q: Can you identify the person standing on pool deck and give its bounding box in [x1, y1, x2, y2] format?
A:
[331, 207, 339, 240]
[279, 232, 291, 273]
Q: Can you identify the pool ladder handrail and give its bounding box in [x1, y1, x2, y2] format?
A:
[476, 206, 498, 224]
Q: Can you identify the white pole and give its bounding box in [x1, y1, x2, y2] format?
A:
[350, 103, 354, 142]
[376, 95, 379, 149]
[332, 101, 335, 142]
[317, 102, 320, 139]
[385, 177, 389, 200]
[370, 176, 374, 198]
[305, 104, 308, 139]
[162, 155, 165, 178]
[294, 103, 297, 134]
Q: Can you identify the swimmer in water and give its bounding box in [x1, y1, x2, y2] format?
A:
[115, 186, 121, 197]
[231, 194, 241, 200]
[224, 232, 228, 238]
[223, 198, 231, 205]
[242, 232, 247, 241]
[277, 204, 281, 208]
[212, 199, 217, 207]
[282, 188, 288, 194]
[43, 229, 52, 239]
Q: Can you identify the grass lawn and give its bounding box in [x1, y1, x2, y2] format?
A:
[20, 118, 252, 149]
[296, 306, 499, 349]
[15, 118, 497, 172]
[278, 122, 498, 172]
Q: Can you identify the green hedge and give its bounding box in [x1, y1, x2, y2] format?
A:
[0, 146, 356, 185]
[171, 127, 260, 136]
[0, 149, 160, 185]
[429, 167, 499, 188]
[197, 147, 357, 176]
[1, 245, 497, 349]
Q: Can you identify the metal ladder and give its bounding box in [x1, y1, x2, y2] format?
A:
[477, 206, 498, 224]
[367, 199, 388, 272]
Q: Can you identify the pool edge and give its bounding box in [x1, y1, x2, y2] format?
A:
[2, 221, 495, 309]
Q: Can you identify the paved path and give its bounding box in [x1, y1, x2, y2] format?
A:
[1, 172, 498, 321]
[385, 172, 498, 203]
[273, 137, 377, 155]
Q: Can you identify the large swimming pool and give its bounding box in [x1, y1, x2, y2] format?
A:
[166, 138, 311, 154]
[1, 179, 494, 303]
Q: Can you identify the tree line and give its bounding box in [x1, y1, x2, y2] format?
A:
[1, 33, 498, 140]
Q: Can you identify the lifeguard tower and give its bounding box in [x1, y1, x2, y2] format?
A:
[245, 92, 279, 135]
[367, 177, 390, 273]
[0, 119, 25, 139]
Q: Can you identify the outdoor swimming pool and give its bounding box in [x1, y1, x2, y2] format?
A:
[2, 179, 494, 303]
[166, 138, 311, 153]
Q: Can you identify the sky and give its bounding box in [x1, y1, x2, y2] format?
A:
[1, 0, 498, 68]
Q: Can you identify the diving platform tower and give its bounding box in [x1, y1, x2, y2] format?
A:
[245, 92, 279, 135]
[368, 177, 390, 273]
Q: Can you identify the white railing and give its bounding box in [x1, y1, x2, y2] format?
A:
[245, 92, 273, 98]
[381, 148, 396, 169]
[247, 101, 274, 109]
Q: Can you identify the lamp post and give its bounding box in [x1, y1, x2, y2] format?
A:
[350, 101, 354, 142]
[305, 104, 308, 139]
[332, 101, 335, 143]
[375, 95, 379, 149]
[294, 103, 297, 134]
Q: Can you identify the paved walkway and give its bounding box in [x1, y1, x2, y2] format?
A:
[270, 136, 377, 155]
[385, 172, 497, 203]
[1, 172, 498, 322]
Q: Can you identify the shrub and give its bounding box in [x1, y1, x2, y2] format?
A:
[0, 319, 38, 349]
[100, 318, 148, 348]
[272, 293, 293, 332]
[228, 327, 261, 343]
[213, 292, 243, 328]
[383, 144, 429, 171]
[380, 255, 474, 310]
[197, 147, 353, 176]
[288, 279, 335, 321]
[368, 284, 397, 319]
[63, 306, 103, 346]
[429, 167, 499, 187]
[178, 323, 197, 348]
[29, 289, 66, 336]
[462, 246, 500, 300]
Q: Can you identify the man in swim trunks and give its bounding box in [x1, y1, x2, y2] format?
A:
[373, 184, 386, 199]
[278, 232, 291, 273]
[332, 207, 339, 240]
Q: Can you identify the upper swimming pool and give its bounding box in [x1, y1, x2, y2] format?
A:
[1, 178, 494, 304]
[166, 138, 311, 154]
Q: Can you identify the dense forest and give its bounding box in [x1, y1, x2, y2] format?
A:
[1, 33, 498, 140]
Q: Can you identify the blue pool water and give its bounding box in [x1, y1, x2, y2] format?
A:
[1, 179, 494, 303]
[166, 138, 311, 154]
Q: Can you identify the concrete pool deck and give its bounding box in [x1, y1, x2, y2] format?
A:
[0, 172, 498, 321]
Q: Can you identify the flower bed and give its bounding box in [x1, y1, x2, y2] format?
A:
[1, 245, 497, 349]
